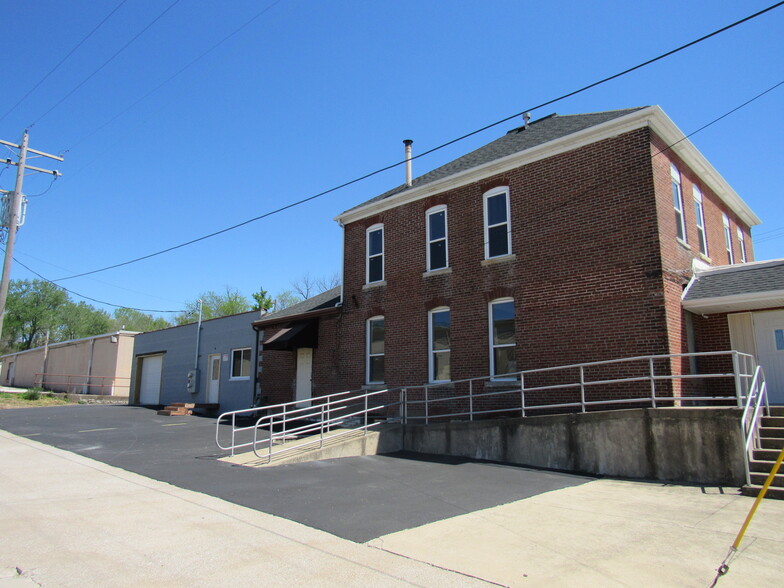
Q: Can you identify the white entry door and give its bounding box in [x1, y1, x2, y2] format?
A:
[754, 310, 784, 404]
[139, 355, 163, 405]
[295, 348, 313, 407]
[207, 354, 221, 404]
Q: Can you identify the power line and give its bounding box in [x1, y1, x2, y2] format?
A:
[8, 252, 183, 313]
[49, 0, 784, 283]
[0, 0, 129, 126]
[30, 0, 183, 127]
[63, 0, 284, 153]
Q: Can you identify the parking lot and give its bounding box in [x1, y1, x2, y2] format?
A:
[0, 404, 592, 543]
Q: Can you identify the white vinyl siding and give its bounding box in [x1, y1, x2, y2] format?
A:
[426, 205, 448, 271]
[484, 187, 511, 259]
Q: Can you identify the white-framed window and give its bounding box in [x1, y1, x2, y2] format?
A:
[231, 348, 251, 379]
[671, 165, 686, 242]
[428, 307, 451, 383]
[723, 214, 734, 264]
[737, 228, 747, 263]
[366, 224, 384, 283]
[489, 298, 516, 379]
[426, 205, 448, 271]
[692, 185, 708, 256]
[366, 316, 385, 384]
[484, 187, 511, 259]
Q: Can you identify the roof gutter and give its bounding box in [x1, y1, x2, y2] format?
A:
[252, 305, 340, 329]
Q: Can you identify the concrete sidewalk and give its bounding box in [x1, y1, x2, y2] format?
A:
[2, 429, 783, 587]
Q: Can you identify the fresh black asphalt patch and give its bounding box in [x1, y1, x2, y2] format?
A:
[0, 404, 593, 543]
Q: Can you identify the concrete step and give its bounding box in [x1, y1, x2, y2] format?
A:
[760, 427, 784, 439]
[158, 407, 192, 416]
[752, 448, 784, 462]
[761, 437, 784, 450]
[170, 403, 196, 409]
[749, 472, 784, 488]
[741, 484, 784, 500]
[749, 460, 778, 473]
[762, 416, 784, 427]
[769, 406, 784, 417]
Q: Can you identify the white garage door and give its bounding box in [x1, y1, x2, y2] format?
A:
[139, 355, 163, 405]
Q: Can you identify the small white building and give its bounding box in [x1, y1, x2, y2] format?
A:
[0, 331, 139, 396]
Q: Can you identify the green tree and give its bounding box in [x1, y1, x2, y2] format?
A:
[113, 308, 172, 332]
[56, 301, 113, 342]
[251, 286, 274, 312]
[3, 279, 68, 351]
[175, 286, 253, 325]
[272, 289, 302, 311]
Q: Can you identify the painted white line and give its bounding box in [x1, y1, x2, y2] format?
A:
[78, 427, 118, 433]
[21, 433, 41, 437]
[162, 423, 188, 427]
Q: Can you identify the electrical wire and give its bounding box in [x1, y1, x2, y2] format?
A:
[0, 0, 129, 126]
[25, 175, 58, 198]
[53, 72, 784, 284]
[8, 253, 183, 313]
[30, 0, 183, 127]
[63, 0, 284, 153]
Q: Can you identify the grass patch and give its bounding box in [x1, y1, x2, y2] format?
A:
[0, 391, 75, 409]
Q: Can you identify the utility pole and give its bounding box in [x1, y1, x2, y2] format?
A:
[0, 130, 63, 341]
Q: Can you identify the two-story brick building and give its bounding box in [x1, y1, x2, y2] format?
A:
[257, 106, 766, 408]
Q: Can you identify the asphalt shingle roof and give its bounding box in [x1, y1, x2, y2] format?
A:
[340, 107, 647, 216]
[254, 286, 341, 325]
[683, 260, 784, 301]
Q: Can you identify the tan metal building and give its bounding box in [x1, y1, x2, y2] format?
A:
[0, 331, 138, 396]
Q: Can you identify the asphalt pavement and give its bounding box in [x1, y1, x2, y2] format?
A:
[0, 404, 592, 543]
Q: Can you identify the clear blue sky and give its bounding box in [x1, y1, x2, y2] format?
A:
[2, 1, 782, 318]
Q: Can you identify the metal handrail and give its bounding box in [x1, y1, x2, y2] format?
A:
[215, 350, 758, 461]
[741, 365, 769, 485]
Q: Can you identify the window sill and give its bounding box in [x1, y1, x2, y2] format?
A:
[363, 280, 386, 291]
[676, 238, 691, 251]
[422, 267, 452, 278]
[229, 376, 250, 382]
[485, 378, 521, 389]
[697, 252, 712, 263]
[425, 381, 455, 389]
[362, 384, 387, 391]
[481, 254, 517, 267]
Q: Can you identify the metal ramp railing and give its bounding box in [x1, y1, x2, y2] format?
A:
[216, 350, 759, 464]
[740, 365, 770, 486]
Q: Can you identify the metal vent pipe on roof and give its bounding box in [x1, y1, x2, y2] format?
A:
[403, 139, 413, 187]
[523, 112, 531, 129]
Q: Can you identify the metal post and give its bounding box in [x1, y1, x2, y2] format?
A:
[364, 392, 368, 435]
[424, 386, 429, 425]
[320, 405, 325, 448]
[520, 374, 525, 417]
[469, 380, 474, 421]
[579, 366, 586, 413]
[649, 357, 657, 408]
[282, 405, 287, 439]
[732, 352, 743, 407]
[231, 413, 236, 457]
[194, 299, 203, 370]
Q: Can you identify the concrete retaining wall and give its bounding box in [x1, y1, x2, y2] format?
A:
[400, 408, 746, 485]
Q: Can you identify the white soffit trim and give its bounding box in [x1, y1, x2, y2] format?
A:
[682, 290, 784, 314]
[335, 106, 761, 227]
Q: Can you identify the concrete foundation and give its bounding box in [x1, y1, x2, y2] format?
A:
[401, 408, 746, 485]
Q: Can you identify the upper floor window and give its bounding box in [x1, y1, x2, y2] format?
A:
[671, 165, 686, 242]
[231, 348, 251, 379]
[428, 307, 451, 383]
[737, 228, 747, 263]
[489, 298, 516, 379]
[366, 224, 384, 283]
[366, 316, 385, 384]
[426, 206, 448, 271]
[484, 187, 511, 259]
[692, 185, 708, 256]
[722, 214, 734, 264]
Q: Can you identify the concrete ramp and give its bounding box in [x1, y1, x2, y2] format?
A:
[221, 424, 403, 468]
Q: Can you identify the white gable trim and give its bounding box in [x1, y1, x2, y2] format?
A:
[335, 106, 760, 227]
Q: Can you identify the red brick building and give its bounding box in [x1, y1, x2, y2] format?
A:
[257, 106, 765, 408]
